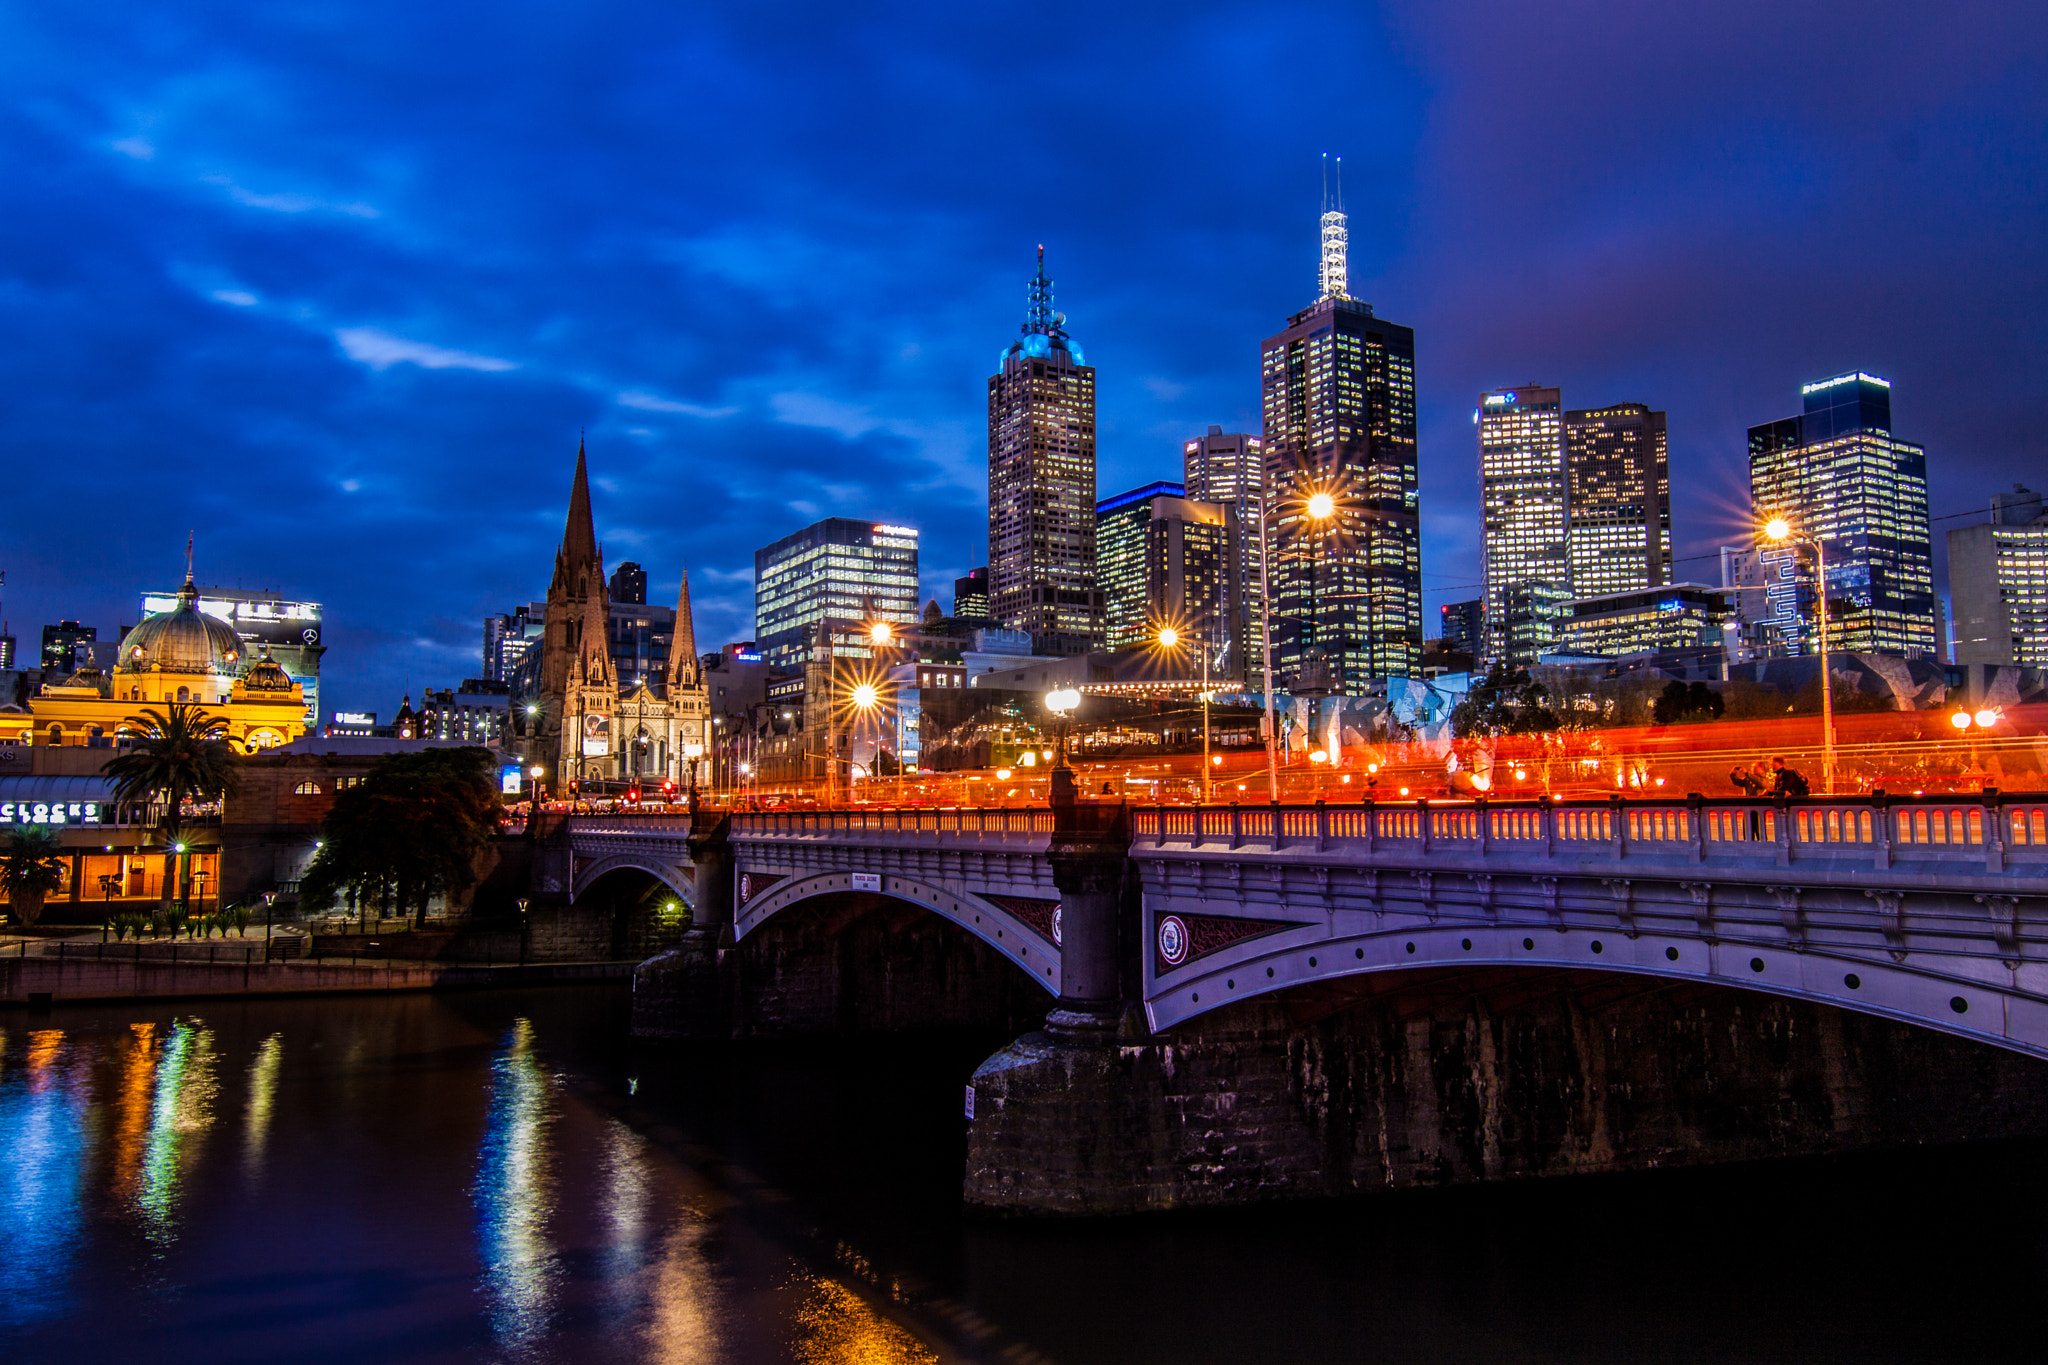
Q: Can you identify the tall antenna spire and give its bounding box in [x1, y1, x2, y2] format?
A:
[1025, 243, 1058, 337]
[1319, 155, 1349, 301]
[184, 531, 195, 586]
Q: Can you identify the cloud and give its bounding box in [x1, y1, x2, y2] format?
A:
[1143, 376, 1188, 401]
[111, 137, 154, 160]
[770, 391, 881, 438]
[210, 289, 259, 307]
[616, 389, 739, 418]
[334, 328, 518, 373]
[202, 174, 379, 218]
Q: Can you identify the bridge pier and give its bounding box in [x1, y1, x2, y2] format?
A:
[629, 813, 737, 1040]
[964, 968, 2048, 1216]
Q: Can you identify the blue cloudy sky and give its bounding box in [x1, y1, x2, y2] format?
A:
[3, 1, 2044, 712]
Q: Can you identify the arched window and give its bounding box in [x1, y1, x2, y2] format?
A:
[176, 686, 190, 702]
[46, 723, 62, 745]
[294, 781, 322, 795]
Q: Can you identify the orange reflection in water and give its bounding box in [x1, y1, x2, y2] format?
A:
[789, 1273, 937, 1365]
[109, 1023, 158, 1201]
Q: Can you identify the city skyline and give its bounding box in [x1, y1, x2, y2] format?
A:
[1, 2, 2042, 712]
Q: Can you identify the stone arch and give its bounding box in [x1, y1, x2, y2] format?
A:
[576, 860, 694, 960]
[572, 852, 692, 905]
[736, 870, 1061, 997]
[1145, 917, 2048, 1062]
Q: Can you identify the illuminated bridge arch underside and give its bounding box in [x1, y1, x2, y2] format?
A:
[1141, 858, 2048, 1059]
[572, 852, 695, 907]
[734, 870, 1062, 997]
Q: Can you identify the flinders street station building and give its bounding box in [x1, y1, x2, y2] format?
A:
[505, 444, 710, 792]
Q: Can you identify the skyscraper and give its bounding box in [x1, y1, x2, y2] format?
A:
[1094, 482, 1241, 661]
[952, 567, 989, 621]
[1949, 483, 2048, 666]
[753, 518, 920, 672]
[1184, 426, 1266, 671]
[608, 561, 648, 606]
[1749, 371, 1936, 659]
[1565, 403, 1670, 599]
[987, 248, 1105, 645]
[1261, 172, 1421, 689]
[1478, 386, 1568, 664]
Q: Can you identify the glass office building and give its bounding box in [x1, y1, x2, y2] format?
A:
[1478, 386, 1568, 664]
[754, 518, 920, 671]
[1748, 372, 1935, 659]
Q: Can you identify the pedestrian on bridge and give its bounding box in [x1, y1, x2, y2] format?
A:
[1772, 757, 1810, 798]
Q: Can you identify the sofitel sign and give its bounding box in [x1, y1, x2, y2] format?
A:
[3, 801, 102, 826]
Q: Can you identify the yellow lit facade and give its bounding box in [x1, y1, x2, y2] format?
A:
[25, 577, 309, 752]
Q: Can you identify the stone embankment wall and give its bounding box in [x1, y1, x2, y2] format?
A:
[965, 968, 2048, 1215]
[633, 891, 1045, 1040]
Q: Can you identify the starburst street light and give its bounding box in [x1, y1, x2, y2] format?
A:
[850, 683, 878, 710]
[1764, 515, 1836, 794]
[1154, 622, 1212, 803]
[1306, 491, 1336, 521]
[869, 622, 893, 646]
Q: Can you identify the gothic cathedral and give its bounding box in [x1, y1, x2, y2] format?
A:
[511, 442, 709, 790]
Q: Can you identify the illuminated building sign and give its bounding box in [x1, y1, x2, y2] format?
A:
[1800, 372, 1890, 396]
[334, 711, 375, 726]
[872, 525, 920, 537]
[141, 592, 322, 647]
[3, 801, 101, 826]
[582, 713, 611, 756]
[1483, 393, 1514, 406]
[499, 763, 524, 795]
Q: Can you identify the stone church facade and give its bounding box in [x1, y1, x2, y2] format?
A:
[510, 443, 709, 791]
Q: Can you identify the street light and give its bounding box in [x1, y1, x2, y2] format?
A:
[869, 622, 893, 646]
[1306, 492, 1336, 521]
[1764, 516, 1836, 794]
[1045, 687, 1081, 770]
[1155, 624, 1211, 803]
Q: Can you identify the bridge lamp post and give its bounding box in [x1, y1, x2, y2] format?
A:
[1045, 687, 1081, 775]
[683, 743, 704, 811]
[1155, 625, 1212, 805]
[1764, 517, 1835, 795]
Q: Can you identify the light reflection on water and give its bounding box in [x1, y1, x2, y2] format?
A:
[0, 1028, 96, 1328]
[474, 1016, 561, 1355]
[134, 1018, 219, 1249]
[241, 1032, 284, 1179]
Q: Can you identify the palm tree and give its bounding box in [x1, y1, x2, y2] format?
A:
[102, 702, 242, 912]
[0, 827, 68, 928]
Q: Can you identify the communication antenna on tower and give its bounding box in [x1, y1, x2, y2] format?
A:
[1319, 156, 1349, 300]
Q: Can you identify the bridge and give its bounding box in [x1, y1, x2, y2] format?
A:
[573, 790, 2048, 1059]
[568, 785, 2048, 1213]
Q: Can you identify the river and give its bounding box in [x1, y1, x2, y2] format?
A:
[1, 985, 2042, 1363]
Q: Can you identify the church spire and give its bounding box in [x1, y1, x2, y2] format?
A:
[553, 435, 601, 596]
[665, 562, 701, 691]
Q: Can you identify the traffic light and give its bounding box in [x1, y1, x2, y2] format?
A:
[627, 785, 641, 804]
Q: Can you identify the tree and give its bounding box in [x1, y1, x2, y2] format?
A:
[1450, 663, 1561, 739]
[299, 747, 501, 927]
[101, 703, 242, 911]
[1651, 680, 1726, 726]
[0, 827, 68, 928]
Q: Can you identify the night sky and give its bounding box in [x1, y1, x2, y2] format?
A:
[4, 2, 2043, 714]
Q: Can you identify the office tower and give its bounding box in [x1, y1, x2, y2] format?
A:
[0, 630, 13, 669]
[754, 518, 920, 671]
[1477, 386, 1568, 664]
[608, 561, 648, 606]
[40, 621, 95, 671]
[1184, 427, 1266, 671]
[607, 600, 676, 691]
[138, 586, 326, 726]
[1094, 482, 1242, 660]
[987, 247, 1105, 644]
[1565, 404, 1670, 598]
[484, 602, 547, 683]
[953, 567, 990, 621]
[1949, 483, 2048, 666]
[1439, 600, 1482, 656]
[1558, 585, 1730, 658]
[1261, 182, 1421, 690]
[1748, 371, 1936, 658]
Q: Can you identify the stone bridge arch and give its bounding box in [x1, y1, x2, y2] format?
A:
[736, 869, 1062, 997]
[1144, 906, 2048, 1061]
[572, 852, 694, 907]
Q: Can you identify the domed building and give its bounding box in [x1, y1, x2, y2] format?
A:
[28, 571, 311, 752]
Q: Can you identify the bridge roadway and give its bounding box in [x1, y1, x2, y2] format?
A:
[567, 790, 2048, 1060]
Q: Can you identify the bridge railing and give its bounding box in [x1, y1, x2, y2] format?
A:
[1131, 793, 2048, 873]
[730, 807, 1056, 840]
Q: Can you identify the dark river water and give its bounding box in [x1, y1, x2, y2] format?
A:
[2, 985, 2044, 1364]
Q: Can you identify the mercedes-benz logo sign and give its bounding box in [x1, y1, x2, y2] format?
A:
[1157, 914, 1189, 966]
[301, 628, 319, 644]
